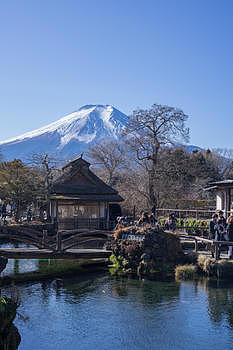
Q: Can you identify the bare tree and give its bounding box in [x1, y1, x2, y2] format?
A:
[123, 103, 189, 208]
[86, 139, 126, 186]
[211, 148, 233, 178]
[27, 152, 62, 220]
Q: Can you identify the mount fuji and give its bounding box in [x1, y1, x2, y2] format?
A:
[0, 105, 129, 162]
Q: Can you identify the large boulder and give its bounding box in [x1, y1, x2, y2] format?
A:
[108, 225, 184, 277]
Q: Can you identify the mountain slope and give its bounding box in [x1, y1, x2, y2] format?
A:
[0, 105, 128, 161]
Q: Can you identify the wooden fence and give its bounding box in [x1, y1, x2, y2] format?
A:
[156, 208, 231, 220]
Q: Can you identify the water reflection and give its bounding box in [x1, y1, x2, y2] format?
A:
[0, 243, 39, 276]
[3, 273, 233, 349]
[197, 279, 233, 328]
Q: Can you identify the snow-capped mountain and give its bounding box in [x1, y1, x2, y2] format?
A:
[0, 105, 129, 161]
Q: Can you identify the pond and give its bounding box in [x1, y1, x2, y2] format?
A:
[2, 274, 233, 350]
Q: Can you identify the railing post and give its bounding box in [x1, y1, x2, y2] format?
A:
[215, 243, 219, 260]
[194, 238, 198, 252]
[56, 230, 62, 252]
[42, 229, 48, 248]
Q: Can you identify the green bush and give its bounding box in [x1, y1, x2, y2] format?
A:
[109, 254, 123, 269]
[159, 218, 209, 236]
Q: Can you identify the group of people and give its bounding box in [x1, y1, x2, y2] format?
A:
[0, 202, 15, 218]
[137, 212, 158, 226]
[115, 211, 158, 229]
[209, 210, 233, 258]
[115, 216, 131, 227]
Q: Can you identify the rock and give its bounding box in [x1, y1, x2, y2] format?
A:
[110, 225, 184, 278]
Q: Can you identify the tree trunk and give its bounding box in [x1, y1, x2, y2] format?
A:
[148, 166, 157, 209]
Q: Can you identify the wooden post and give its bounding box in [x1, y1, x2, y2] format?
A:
[42, 230, 48, 248]
[56, 230, 62, 251]
[215, 243, 219, 260]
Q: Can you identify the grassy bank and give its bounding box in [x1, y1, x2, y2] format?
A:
[175, 254, 233, 280]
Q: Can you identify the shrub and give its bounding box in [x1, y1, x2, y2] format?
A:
[175, 264, 197, 280]
[159, 218, 209, 236]
[197, 255, 216, 276]
[197, 254, 233, 278]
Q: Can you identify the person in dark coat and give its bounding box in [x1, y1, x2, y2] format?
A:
[209, 214, 219, 240]
[1, 203, 6, 219]
[27, 207, 32, 222]
[149, 213, 158, 226]
[227, 215, 233, 259]
[165, 213, 177, 232]
[218, 210, 227, 241]
[218, 210, 227, 227]
[209, 213, 219, 257]
[137, 212, 150, 225]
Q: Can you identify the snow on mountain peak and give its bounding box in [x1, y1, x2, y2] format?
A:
[0, 104, 129, 161]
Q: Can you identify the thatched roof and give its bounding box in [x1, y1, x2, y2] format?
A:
[51, 154, 123, 202]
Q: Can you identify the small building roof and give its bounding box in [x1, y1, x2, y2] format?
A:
[51, 154, 124, 202]
[62, 153, 90, 171]
[208, 179, 233, 186]
[205, 179, 233, 191]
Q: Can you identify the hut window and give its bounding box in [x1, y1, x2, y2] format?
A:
[58, 205, 74, 218]
[58, 203, 99, 219]
[78, 205, 98, 218]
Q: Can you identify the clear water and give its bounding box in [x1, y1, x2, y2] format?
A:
[0, 243, 38, 275]
[2, 275, 233, 350]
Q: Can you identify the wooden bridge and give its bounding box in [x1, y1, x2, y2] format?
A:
[1, 224, 232, 261]
[179, 233, 233, 260]
[0, 225, 113, 259]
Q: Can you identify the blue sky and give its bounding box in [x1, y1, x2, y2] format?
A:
[0, 0, 233, 149]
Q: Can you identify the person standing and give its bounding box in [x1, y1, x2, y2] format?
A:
[218, 210, 227, 240]
[227, 215, 233, 259]
[218, 210, 227, 227]
[165, 213, 177, 232]
[209, 213, 219, 258]
[209, 214, 219, 240]
[1, 203, 6, 219]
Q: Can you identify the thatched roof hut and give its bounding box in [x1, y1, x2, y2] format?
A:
[50, 154, 123, 230]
